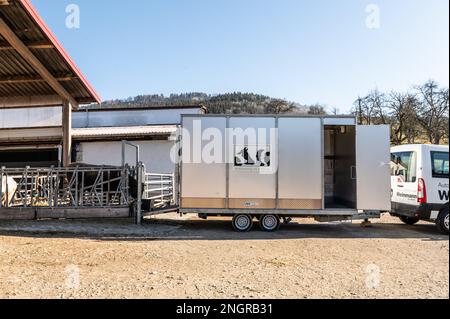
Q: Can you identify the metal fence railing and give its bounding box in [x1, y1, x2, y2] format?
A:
[143, 173, 176, 209]
[1, 141, 179, 225]
[0, 166, 132, 209]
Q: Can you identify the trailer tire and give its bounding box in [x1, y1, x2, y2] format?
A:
[399, 216, 420, 225]
[232, 214, 253, 232]
[260, 215, 280, 232]
[436, 208, 449, 235]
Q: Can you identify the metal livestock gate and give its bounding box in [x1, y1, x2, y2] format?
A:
[0, 165, 133, 220]
[0, 142, 178, 222]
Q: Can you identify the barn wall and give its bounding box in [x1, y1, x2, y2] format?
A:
[0, 107, 62, 129]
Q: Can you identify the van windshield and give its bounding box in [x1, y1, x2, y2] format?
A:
[391, 152, 417, 183]
[431, 151, 449, 178]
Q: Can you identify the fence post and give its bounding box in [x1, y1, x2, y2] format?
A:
[160, 175, 163, 205]
[0, 166, 4, 209]
[23, 166, 29, 207]
[135, 162, 144, 225]
[172, 173, 176, 205]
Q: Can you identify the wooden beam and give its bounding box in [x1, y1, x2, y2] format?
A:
[0, 40, 54, 51]
[76, 97, 97, 104]
[0, 95, 63, 108]
[0, 75, 76, 84]
[0, 0, 14, 6]
[0, 17, 78, 108]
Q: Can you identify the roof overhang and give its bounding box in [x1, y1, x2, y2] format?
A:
[0, 0, 100, 109]
[0, 126, 62, 144]
[72, 125, 178, 141]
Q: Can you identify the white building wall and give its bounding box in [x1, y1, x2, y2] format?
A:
[73, 108, 201, 128]
[0, 107, 62, 129]
[79, 140, 176, 174]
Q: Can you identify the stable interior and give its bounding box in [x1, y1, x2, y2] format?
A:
[0, 149, 59, 168]
[324, 125, 357, 209]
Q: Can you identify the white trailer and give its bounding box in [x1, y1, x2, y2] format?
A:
[176, 115, 391, 232]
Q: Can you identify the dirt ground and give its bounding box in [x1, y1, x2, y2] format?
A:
[0, 213, 448, 299]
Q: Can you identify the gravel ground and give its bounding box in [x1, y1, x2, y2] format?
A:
[0, 214, 448, 299]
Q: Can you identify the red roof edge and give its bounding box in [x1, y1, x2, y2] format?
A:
[18, 0, 101, 104]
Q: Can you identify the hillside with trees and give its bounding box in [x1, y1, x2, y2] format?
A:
[84, 92, 314, 115]
[84, 80, 449, 145]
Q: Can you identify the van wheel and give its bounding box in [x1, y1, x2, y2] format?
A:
[400, 216, 420, 225]
[232, 214, 253, 232]
[260, 215, 280, 232]
[436, 208, 449, 235]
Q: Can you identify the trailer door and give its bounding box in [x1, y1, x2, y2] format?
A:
[278, 117, 323, 209]
[356, 125, 391, 211]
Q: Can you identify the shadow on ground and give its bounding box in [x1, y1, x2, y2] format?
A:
[0, 216, 448, 242]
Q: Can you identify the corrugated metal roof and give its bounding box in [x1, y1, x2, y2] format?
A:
[0, 0, 100, 105]
[72, 125, 178, 139]
[78, 105, 207, 112]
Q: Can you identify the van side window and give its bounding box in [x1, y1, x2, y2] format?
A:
[431, 151, 449, 178]
[390, 152, 417, 183]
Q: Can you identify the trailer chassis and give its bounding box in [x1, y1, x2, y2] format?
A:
[180, 209, 381, 232]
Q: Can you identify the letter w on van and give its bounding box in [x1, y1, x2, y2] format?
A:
[439, 190, 449, 201]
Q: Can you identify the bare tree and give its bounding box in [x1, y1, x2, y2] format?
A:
[264, 99, 297, 114]
[353, 90, 387, 125]
[368, 90, 388, 124]
[353, 80, 448, 145]
[388, 92, 421, 145]
[354, 96, 365, 124]
[403, 95, 423, 144]
[416, 80, 449, 144]
[330, 107, 340, 115]
[308, 104, 327, 115]
[439, 88, 449, 142]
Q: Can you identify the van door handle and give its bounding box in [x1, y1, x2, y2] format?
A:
[351, 166, 357, 180]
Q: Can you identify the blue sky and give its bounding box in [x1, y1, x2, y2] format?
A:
[32, 0, 449, 112]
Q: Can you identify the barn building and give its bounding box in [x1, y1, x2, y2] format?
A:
[0, 0, 205, 173]
[72, 106, 205, 173]
[0, 0, 100, 166]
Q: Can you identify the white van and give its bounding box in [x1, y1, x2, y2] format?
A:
[390, 144, 449, 234]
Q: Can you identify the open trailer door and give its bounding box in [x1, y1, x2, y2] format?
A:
[356, 125, 391, 211]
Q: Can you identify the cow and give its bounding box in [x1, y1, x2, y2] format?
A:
[1, 176, 17, 208]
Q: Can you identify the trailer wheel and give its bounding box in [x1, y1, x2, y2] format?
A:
[260, 215, 280, 232]
[399, 216, 420, 225]
[436, 207, 449, 235]
[232, 214, 253, 232]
